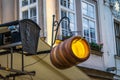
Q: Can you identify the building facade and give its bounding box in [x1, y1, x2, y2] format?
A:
[0, 0, 120, 80]
[46, 0, 118, 79]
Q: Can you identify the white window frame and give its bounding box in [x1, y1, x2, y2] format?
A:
[81, 0, 98, 43]
[59, 0, 77, 36]
[19, 0, 39, 24]
[114, 21, 120, 57]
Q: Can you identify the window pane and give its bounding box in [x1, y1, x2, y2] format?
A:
[89, 21, 95, 28]
[116, 38, 120, 56]
[30, 0, 36, 4]
[90, 29, 95, 38]
[61, 19, 71, 36]
[89, 21, 95, 42]
[61, 0, 74, 10]
[82, 2, 87, 10]
[115, 23, 120, 36]
[83, 18, 88, 28]
[22, 0, 28, 6]
[82, 1, 95, 18]
[88, 5, 94, 18]
[31, 18, 37, 22]
[30, 7, 37, 22]
[68, 13, 74, 23]
[82, 2, 87, 15]
[69, 13, 75, 32]
[30, 7, 36, 17]
[61, 0, 64, 6]
[69, 0, 74, 10]
[91, 38, 96, 43]
[82, 9, 87, 15]
[70, 23, 74, 31]
[83, 18, 89, 40]
[89, 12, 94, 18]
[22, 10, 28, 19]
[61, 20, 67, 29]
[61, 0, 67, 7]
[61, 10, 67, 17]
[62, 21, 69, 36]
[84, 29, 89, 37]
[88, 5, 94, 13]
[62, 30, 68, 36]
[61, 10, 67, 30]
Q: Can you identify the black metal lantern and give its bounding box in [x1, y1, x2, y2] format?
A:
[19, 19, 41, 54]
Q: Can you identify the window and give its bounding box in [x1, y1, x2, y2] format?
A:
[30, 0, 36, 4]
[60, 0, 76, 37]
[22, 10, 28, 19]
[20, 0, 38, 23]
[60, 0, 74, 10]
[30, 7, 37, 22]
[22, 0, 28, 7]
[114, 22, 120, 56]
[115, 58, 120, 76]
[82, 1, 95, 18]
[82, 1, 96, 43]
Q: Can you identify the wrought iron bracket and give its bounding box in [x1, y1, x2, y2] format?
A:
[51, 15, 70, 49]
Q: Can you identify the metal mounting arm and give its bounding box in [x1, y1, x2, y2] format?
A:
[51, 15, 70, 49]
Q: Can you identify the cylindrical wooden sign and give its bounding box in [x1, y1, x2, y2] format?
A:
[50, 36, 90, 69]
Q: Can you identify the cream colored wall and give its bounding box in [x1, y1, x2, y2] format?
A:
[0, 0, 2, 24]
[14, 0, 19, 20]
[46, 0, 56, 45]
[0, 0, 19, 23]
[38, 0, 44, 37]
[2, 0, 15, 23]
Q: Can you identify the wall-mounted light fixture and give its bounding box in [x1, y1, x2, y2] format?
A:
[50, 15, 90, 69]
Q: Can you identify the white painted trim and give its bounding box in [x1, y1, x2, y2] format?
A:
[36, 0, 39, 24]
[82, 0, 95, 7]
[21, 6, 29, 11]
[19, 0, 22, 20]
[112, 16, 117, 56]
[43, 0, 47, 36]
[29, 3, 37, 8]
[74, 0, 77, 32]
[60, 6, 75, 13]
[58, 0, 62, 36]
